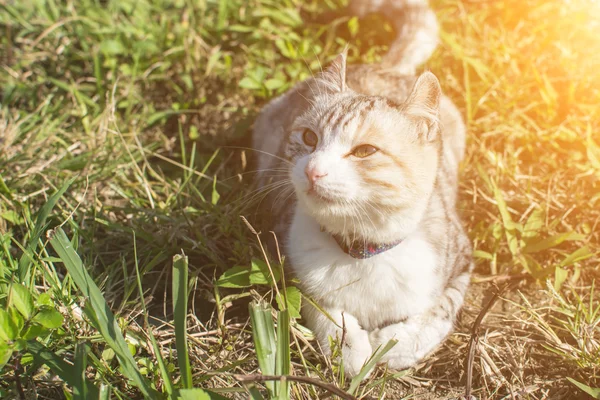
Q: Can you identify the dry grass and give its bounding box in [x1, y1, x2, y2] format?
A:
[1, 0, 599, 398]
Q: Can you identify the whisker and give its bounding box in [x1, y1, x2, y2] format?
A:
[252, 181, 294, 212]
[220, 168, 290, 183]
[221, 145, 294, 166]
[231, 180, 292, 210]
[270, 186, 296, 214]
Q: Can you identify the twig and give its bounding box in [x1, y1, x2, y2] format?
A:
[14, 356, 26, 400]
[233, 374, 359, 400]
[240, 216, 281, 301]
[464, 274, 529, 399]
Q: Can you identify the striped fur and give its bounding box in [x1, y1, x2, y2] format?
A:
[251, 2, 472, 378]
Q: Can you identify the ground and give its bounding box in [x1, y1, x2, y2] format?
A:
[0, 0, 599, 399]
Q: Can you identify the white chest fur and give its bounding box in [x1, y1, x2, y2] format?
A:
[287, 207, 440, 332]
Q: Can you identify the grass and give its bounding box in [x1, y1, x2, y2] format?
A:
[0, 0, 599, 398]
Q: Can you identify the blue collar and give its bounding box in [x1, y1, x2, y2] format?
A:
[331, 234, 402, 259]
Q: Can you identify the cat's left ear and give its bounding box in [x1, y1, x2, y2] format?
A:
[318, 47, 348, 92]
[404, 71, 442, 141]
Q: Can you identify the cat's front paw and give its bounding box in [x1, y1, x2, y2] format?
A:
[369, 323, 419, 370]
[342, 338, 373, 378]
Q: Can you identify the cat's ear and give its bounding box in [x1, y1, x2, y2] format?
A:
[318, 47, 348, 92]
[404, 71, 441, 141]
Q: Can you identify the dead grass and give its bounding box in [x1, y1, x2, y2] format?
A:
[1, 0, 599, 398]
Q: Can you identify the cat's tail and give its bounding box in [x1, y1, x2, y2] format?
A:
[350, 0, 439, 75]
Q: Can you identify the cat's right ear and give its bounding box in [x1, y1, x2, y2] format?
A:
[317, 47, 348, 93]
[404, 71, 441, 141]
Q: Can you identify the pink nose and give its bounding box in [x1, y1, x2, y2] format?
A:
[305, 165, 328, 184]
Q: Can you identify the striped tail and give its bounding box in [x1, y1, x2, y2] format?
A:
[350, 0, 439, 75]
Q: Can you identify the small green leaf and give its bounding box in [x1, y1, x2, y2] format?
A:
[22, 323, 47, 340]
[239, 77, 262, 90]
[216, 266, 251, 288]
[102, 347, 115, 362]
[189, 126, 199, 140]
[100, 39, 125, 55]
[348, 16, 359, 37]
[13, 338, 26, 351]
[58, 155, 89, 171]
[493, 186, 520, 254]
[276, 286, 301, 319]
[523, 232, 586, 254]
[0, 309, 18, 341]
[264, 78, 284, 90]
[559, 246, 594, 267]
[228, 24, 253, 33]
[554, 267, 569, 291]
[37, 293, 53, 306]
[10, 283, 35, 320]
[211, 176, 220, 205]
[523, 208, 544, 240]
[0, 210, 22, 224]
[9, 309, 24, 334]
[0, 342, 13, 370]
[249, 259, 280, 285]
[33, 308, 64, 329]
[128, 343, 136, 356]
[473, 250, 493, 260]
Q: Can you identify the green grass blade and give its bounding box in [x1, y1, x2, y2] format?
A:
[147, 324, 175, 397]
[18, 177, 75, 282]
[347, 339, 398, 395]
[179, 388, 231, 400]
[48, 228, 159, 399]
[99, 384, 112, 400]
[247, 385, 265, 400]
[567, 377, 600, 399]
[73, 342, 89, 400]
[275, 309, 290, 399]
[249, 302, 276, 396]
[173, 253, 193, 389]
[133, 237, 175, 397]
[217, 0, 228, 30]
[28, 341, 99, 398]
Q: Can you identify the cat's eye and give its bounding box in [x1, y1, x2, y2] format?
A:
[352, 144, 378, 158]
[302, 129, 318, 147]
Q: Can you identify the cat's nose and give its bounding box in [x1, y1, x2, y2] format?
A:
[305, 165, 328, 184]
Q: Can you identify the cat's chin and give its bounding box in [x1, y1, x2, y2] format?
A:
[298, 194, 355, 222]
[306, 189, 336, 204]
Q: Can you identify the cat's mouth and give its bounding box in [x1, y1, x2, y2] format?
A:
[306, 187, 336, 203]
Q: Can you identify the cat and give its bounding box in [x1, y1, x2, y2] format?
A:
[251, 0, 473, 377]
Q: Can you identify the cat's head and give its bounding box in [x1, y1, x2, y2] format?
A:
[286, 51, 443, 243]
